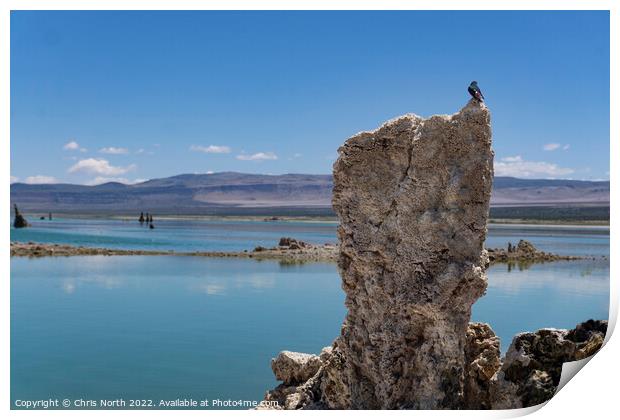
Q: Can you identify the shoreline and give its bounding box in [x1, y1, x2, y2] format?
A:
[10, 241, 338, 262]
[10, 240, 597, 264]
[10, 213, 609, 227]
[487, 218, 609, 227]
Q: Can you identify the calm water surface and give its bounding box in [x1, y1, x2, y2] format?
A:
[10, 217, 610, 256]
[10, 219, 609, 408]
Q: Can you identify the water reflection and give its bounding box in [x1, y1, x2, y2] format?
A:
[487, 260, 608, 296]
[60, 275, 124, 294]
[188, 273, 278, 296]
[11, 254, 609, 403]
[193, 283, 227, 296]
[11, 257, 345, 406]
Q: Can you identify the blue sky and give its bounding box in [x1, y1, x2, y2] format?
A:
[10, 10, 609, 185]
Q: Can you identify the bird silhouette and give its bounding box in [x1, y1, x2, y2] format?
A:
[468, 81, 485, 102]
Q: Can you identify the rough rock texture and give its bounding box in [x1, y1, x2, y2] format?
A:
[327, 99, 494, 409]
[261, 347, 332, 410]
[261, 99, 494, 409]
[489, 320, 607, 409]
[278, 237, 310, 249]
[262, 319, 607, 410]
[271, 351, 322, 385]
[259, 99, 606, 411]
[464, 323, 501, 409]
[486, 239, 583, 265]
[566, 319, 607, 348]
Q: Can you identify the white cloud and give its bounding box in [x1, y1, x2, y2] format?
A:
[68, 158, 136, 176]
[495, 156, 574, 178]
[63, 141, 84, 151]
[206, 171, 214, 174]
[135, 148, 155, 155]
[24, 175, 59, 184]
[86, 176, 146, 185]
[99, 147, 129, 155]
[501, 156, 523, 162]
[10, 176, 19, 183]
[543, 143, 570, 152]
[236, 151, 278, 161]
[190, 145, 231, 154]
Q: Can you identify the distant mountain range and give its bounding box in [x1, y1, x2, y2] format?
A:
[10, 172, 609, 215]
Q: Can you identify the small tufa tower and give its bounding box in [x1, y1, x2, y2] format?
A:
[13, 204, 29, 228]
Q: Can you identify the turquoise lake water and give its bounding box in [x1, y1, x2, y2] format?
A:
[10, 218, 609, 409]
[10, 217, 610, 256]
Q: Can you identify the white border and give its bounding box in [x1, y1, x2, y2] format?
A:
[2, 1, 616, 419]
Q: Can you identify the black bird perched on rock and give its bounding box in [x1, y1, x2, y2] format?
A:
[468, 81, 485, 102]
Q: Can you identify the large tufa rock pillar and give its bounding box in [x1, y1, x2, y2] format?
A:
[329, 99, 494, 408]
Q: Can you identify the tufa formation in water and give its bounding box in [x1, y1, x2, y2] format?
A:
[263, 99, 495, 408]
[260, 100, 606, 410]
[13, 204, 29, 228]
